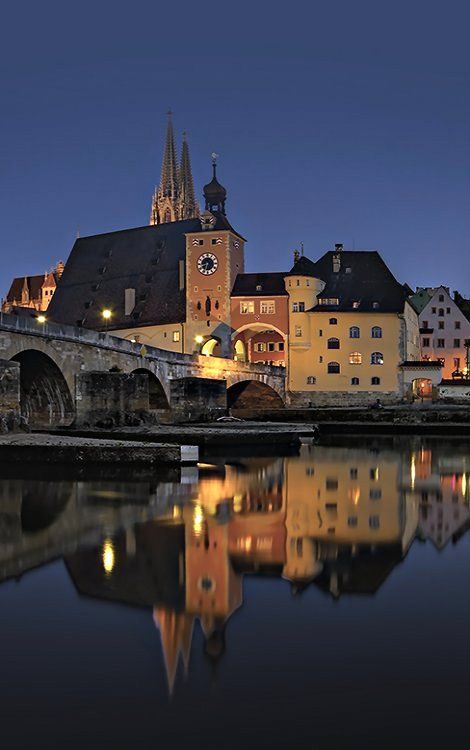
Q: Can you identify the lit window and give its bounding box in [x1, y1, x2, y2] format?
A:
[371, 326, 382, 338]
[173, 331, 180, 342]
[307, 376, 316, 384]
[371, 376, 380, 385]
[372, 302, 380, 309]
[371, 352, 383, 365]
[328, 337, 340, 349]
[255, 342, 266, 352]
[349, 326, 360, 338]
[292, 301, 305, 312]
[352, 301, 360, 309]
[370, 468, 379, 481]
[349, 351, 362, 364]
[351, 377, 360, 385]
[260, 300, 275, 314]
[240, 301, 254, 314]
[328, 361, 340, 374]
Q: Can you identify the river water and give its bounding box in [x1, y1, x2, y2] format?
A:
[0, 437, 469, 748]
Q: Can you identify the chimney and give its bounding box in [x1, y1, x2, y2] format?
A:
[333, 243, 342, 273]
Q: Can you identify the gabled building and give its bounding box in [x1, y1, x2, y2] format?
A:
[411, 286, 470, 379]
[1, 262, 64, 314]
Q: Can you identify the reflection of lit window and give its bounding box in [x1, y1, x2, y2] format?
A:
[370, 468, 379, 481]
[192, 504, 204, 537]
[348, 488, 360, 504]
[102, 539, 115, 574]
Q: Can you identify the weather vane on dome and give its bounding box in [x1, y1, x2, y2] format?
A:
[211, 152, 219, 166]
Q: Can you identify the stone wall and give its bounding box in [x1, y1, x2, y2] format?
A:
[170, 377, 227, 423]
[75, 372, 151, 428]
[0, 359, 20, 432]
[287, 389, 402, 408]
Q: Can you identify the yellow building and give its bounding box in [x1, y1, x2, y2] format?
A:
[285, 245, 420, 404]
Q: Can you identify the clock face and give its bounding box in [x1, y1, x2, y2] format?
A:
[197, 253, 218, 275]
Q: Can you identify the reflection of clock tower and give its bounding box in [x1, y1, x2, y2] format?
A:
[185, 157, 245, 357]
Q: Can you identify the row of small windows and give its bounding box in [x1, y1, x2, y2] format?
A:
[254, 341, 285, 352]
[307, 374, 381, 384]
[240, 300, 276, 314]
[423, 319, 461, 330]
[422, 338, 464, 348]
[326, 352, 383, 367]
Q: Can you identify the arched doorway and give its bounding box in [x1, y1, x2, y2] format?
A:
[234, 339, 246, 362]
[412, 378, 433, 400]
[232, 324, 287, 367]
[132, 368, 170, 410]
[11, 350, 74, 428]
[227, 380, 284, 410]
[201, 338, 220, 357]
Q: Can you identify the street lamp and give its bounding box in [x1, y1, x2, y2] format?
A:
[36, 314, 47, 324]
[102, 308, 112, 331]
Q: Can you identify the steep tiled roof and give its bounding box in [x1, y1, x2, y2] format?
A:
[231, 272, 288, 297]
[289, 250, 409, 314]
[48, 215, 238, 330]
[6, 274, 45, 302]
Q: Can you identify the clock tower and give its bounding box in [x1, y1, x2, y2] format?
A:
[185, 157, 245, 357]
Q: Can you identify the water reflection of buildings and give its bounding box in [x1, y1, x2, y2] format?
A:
[62, 445, 470, 694]
[2, 446, 467, 695]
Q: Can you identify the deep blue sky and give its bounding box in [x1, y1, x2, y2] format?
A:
[1, 0, 469, 298]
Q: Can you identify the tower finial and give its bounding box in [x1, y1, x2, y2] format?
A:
[150, 110, 179, 225]
[203, 153, 227, 215]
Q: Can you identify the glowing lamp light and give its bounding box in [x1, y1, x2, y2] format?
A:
[195, 335, 204, 344]
[36, 315, 47, 324]
[102, 309, 112, 320]
[102, 538, 115, 574]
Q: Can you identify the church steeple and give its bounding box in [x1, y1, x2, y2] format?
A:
[150, 113, 199, 225]
[178, 132, 199, 220]
[203, 154, 227, 215]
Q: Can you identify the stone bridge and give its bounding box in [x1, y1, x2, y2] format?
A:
[0, 313, 285, 427]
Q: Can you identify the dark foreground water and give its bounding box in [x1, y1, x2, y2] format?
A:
[0, 437, 469, 749]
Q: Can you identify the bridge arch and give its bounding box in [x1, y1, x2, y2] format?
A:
[11, 350, 74, 428]
[131, 368, 170, 410]
[227, 379, 285, 410]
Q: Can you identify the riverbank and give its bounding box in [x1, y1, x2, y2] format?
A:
[0, 433, 199, 465]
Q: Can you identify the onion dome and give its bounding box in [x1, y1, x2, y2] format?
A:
[203, 154, 227, 215]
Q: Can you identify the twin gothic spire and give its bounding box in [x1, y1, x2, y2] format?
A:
[150, 112, 199, 225]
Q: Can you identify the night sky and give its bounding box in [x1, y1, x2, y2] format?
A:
[1, 0, 469, 299]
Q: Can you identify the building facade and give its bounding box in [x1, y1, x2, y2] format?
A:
[2, 262, 64, 314]
[411, 286, 470, 379]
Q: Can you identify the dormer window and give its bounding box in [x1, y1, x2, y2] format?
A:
[352, 301, 360, 309]
[319, 297, 339, 306]
[256, 284, 262, 291]
[372, 302, 380, 309]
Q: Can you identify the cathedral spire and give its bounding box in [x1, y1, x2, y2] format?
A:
[178, 131, 199, 220]
[150, 111, 180, 225]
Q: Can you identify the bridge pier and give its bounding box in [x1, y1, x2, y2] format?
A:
[0, 359, 21, 433]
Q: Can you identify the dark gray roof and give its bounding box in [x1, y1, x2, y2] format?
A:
[6, 274, 45, 302]
[289, 251, 409, 314]
[48, 214, 239, 330]
[231, 272, 288, 297]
